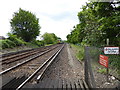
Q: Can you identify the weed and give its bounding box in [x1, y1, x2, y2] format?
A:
[97, 68, 106, 74]
[71, 44, 84, 61]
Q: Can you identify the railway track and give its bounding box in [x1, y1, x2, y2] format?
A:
[1, 44, 60, 72]
[0, 46, 42, 59]
[1, 44, 89, 89]
[22, 44, 89, 89]
[1, 44, 58, 64]
[1, 44, 58, 58]
[1, 44, 65, 89]
[27, 78, 89, 89]
[0, 44, 61, 74]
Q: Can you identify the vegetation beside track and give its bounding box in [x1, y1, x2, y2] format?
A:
[70, 44, 84, 61]
[0, 34, 44, 50]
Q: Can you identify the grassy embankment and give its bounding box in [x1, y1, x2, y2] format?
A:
[70, 44, 84, 61]
[0, 36, 45, 54]
[0, 38, 57, 54]
[71, 44, 120, 78]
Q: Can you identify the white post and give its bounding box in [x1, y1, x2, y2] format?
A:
[107, 38, 109, 46]
[106, 38, 109, 82]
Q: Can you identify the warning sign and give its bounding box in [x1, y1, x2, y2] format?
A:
[104, 47, 119, 54]
[99, 55, 108, 68]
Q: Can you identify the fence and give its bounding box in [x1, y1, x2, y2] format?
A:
[84, 46, 120, 89]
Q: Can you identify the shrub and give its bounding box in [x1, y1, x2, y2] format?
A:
[7, 33, 26, 46]
[71, 44, 84, 61]
[15, 38, 25, 46]
[5, 39, 16, 48]
[0, 40, 9, 49]
[0, 40, 2, 48]
[31, 40, 44, 47]
[97, 68, 106, 74]
[0, 33, 27, 49]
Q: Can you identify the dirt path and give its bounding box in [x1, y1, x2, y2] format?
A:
[41, 43, 84, 80]
[67, 44, 84, 79]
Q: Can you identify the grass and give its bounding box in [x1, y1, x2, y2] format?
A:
[71, 44, 84, 61]
[97, 68, 112, 75]
[45, 44, 53, 46]
[97, 68, 107, 74]
[26, 42, 40, 48]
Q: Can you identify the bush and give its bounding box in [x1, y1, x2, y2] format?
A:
[5, 39, 16, 48]
[37, 40, 44, 46]
[0, 40, 2, 49]
[8, 33, 26, 46]
[0, 40, 9, 49]
[0, 39, 16, 49]
[15, 38, 26, 46]
[0, 33, 27, 49]
[71, 44, 84, 61]
[31, 40, 44, 47]
[97, 68, 106, 74]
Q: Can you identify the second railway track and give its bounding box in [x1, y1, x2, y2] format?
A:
[1, 44, 60, 72]
[1, 44, 58, 64]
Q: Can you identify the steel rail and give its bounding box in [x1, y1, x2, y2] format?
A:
[36, 44, 64, 82]
[0, 47, 40, 58]
[82, 79, 89, 90]
[0, 44, 58, 61]
[1, 45, 58, 62]
[2, 50, 42, 64]
[0, 46, 58, 75]
[1, 49, 40, 62]
[0, 44, 57, 58]
[16, 44, 64, 90]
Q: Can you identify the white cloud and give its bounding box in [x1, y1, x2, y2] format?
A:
[0, 0, 88, 40]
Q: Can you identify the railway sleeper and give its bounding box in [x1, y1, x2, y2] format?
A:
[33, 78, 89, 89]
[2, 75, 27, 89]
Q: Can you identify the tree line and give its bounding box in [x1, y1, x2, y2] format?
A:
[1, 8, 61, 49]
[67, 1, 120, 46]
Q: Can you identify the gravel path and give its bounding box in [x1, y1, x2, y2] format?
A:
[67, 44, 84, 79]
[42, 43, 84, 80]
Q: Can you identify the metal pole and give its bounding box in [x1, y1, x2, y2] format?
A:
[106, 66, 109, 82]
[107, 38, 109, 46]
[106, 38, 109, 82]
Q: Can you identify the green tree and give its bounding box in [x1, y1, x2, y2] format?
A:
[10, 8, 41, 42]
[67, 1, 120, 46]
[50, 33, 58, 41]
[93, 2, 120, 45]
[77, 5, 102, 46]
[67, 26, 80, 44]
[42, 33, 58, 44]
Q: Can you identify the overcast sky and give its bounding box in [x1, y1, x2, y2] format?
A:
[0, 0, 88, 40]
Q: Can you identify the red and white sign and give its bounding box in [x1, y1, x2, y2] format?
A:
[99, 55, 108, 68]
[104, 47, 119, 54]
